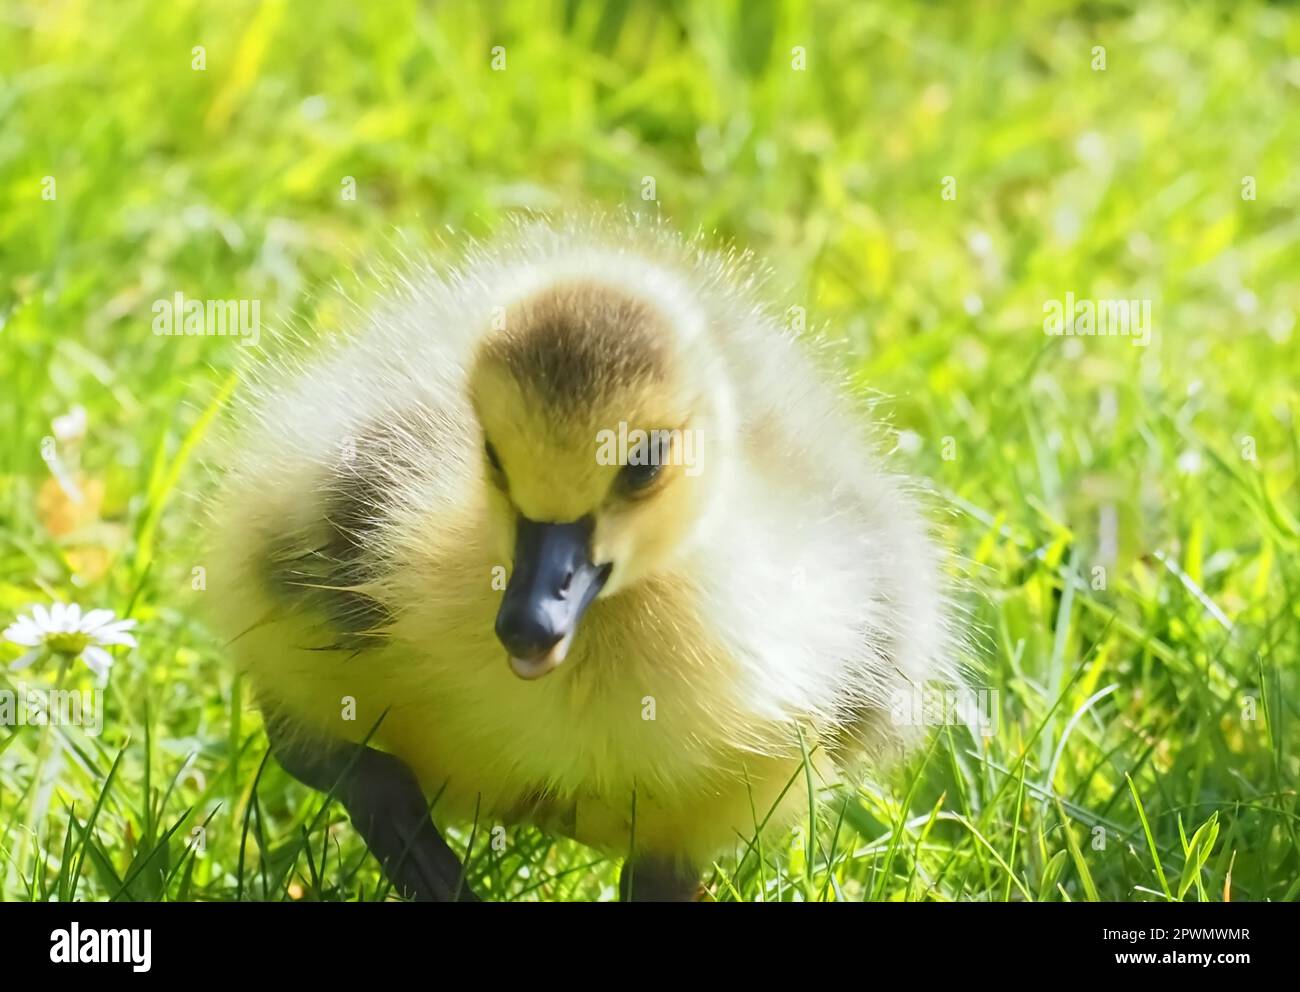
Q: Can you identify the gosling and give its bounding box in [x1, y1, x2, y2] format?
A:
[205, 219, 957, 901]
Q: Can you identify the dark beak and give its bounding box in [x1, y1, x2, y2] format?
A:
[495, 515, 611, 679]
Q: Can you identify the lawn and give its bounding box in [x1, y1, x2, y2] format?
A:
[1, 0, 1297, 901]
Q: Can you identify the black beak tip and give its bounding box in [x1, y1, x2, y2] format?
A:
[495, 516, 611, 675]
[494, 607, 564, 661]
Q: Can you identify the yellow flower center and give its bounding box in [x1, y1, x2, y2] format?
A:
[45, 631, 90, 657]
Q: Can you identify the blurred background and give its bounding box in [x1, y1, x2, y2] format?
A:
[0, 0, 1297, 901]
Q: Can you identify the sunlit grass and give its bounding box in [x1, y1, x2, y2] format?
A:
[0, 0, 1296, 901]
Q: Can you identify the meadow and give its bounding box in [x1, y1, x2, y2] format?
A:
[0, 0, 1297, 901]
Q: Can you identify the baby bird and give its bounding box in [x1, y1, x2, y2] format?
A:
[205, 219, 957, 901]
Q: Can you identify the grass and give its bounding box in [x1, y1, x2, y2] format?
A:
[1, 0, 1297, 902]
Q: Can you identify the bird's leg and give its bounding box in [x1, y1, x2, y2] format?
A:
[619, 856, 702, 902]
[270, 730, 478, 902]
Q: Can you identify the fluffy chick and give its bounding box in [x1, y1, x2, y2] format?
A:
[205, 219, 958, 899]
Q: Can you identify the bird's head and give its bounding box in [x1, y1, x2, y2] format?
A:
[469, 276, 730, 679]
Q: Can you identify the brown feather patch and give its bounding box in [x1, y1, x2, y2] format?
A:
[479, 280, 672, 418]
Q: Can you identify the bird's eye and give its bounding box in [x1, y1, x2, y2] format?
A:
[617, 434, 670, 496]
[618, 459, 662, 493]
[484, 440, 503, 473]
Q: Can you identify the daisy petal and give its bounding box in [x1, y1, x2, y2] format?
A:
[4, 621, 42, 647]
[97, 630, 137, 649]
[65, 604, 82, 628]
[82, 646, 113, 684]
[93, 618, 136, 638]
[32, 604, 52, 631]
[50, 602, 67, 629]
[10, 650, 41, 671]
[79, 609, 116, 633]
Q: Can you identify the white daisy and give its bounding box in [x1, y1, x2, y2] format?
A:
[3, 602, 136, 684]
[51, 404, 88, 443]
